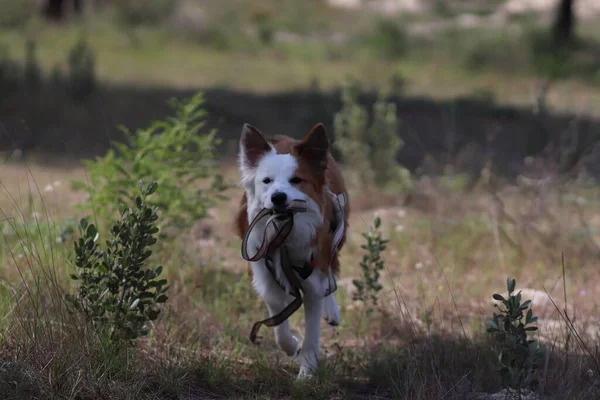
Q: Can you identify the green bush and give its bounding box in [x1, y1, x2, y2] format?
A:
[352, 215, 388, 315]
[366, 19, 408, 60]
[67, 38, 96, 101]
[0, 45, 21, 95]
[334, 80, 412, 189]
[528, 28, 576, 80]
[249, 5, 275, 46]
[67, 181, 168, 345]
[24, 39, 41, 92]
[0, 0, 35, 29]
[487, 278, 544, 391]
[114, 0, 179, 27]
[72, 92, 227, 233]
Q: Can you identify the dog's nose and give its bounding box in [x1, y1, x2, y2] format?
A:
[271, 192, 288, 208]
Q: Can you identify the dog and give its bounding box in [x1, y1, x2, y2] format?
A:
[234, 123, 349, 379]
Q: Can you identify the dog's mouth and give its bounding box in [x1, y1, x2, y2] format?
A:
[275, 199, 307, 214]
[272, 204, 290, 214]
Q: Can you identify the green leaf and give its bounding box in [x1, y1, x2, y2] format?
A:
[492, 294, 505, 301]
[156, 295, 168, 303]
[507, 278, 516, 294]
[520, 300, 532, 309]
[130, 299, 140, 310]
[146, 181, 158, 195]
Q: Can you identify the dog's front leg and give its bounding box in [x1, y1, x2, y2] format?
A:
[264, 292, 301, 357]
[296, 289, 323, 379]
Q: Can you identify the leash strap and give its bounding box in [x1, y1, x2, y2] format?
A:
[329, 192, 347, 263]
[249, 246, 304, 344]
[241, 200, 307, 262]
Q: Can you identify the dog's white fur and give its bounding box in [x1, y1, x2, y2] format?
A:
[239, 134, 341, 379]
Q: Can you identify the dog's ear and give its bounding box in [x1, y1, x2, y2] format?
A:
[295, 123, 329, 171]
[239, 124, 271, 170]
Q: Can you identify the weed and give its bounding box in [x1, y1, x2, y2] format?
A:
[72, 92, 227, 233]
[487, 278, 544, 392]
[0, 45, 21, 95]
[24, 39, 41, 92]
[249, 4, 275, 46]
[366, 19, 408, 60]
[352, 215, 387, 315]
[334, 80, 412, 190]
[66, 181, 168, 346]
[67, 37, 96, 101]
[0, 0, 35, 29]
[114, 0, 179, 27]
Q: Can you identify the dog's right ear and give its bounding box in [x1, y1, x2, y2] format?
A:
[239, 124, 272, 170]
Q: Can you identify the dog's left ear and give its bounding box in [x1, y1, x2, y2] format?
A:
[239, 124, 272, 170]
[295, 123, 329, 171]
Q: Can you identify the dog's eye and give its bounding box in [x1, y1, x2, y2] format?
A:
[289, 176, 303, 184]
[262, 177, 272, 184]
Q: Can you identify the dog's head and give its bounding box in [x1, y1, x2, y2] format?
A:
[238, 123, 329, 233]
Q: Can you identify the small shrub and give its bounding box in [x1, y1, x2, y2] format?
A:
[24, 39, 41, 92]
[528, 28, 575, 80]
[72, 92, 227, 233]
[66, 181, 168, 345]
[114, 0, 179, 27]
[249, 5, 275, 45]
[0, 0, 35, 29]
[67, 38, 96, 101]
[334, 80, 412, 189]
[366, 19, 408, 60]
[352, 215, 388, 315]
[0, 45, 21, 95]
[487, 278, 544, 391]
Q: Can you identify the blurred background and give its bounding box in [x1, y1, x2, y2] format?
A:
[1, 0, 599, 178]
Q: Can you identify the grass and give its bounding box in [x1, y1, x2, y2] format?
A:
[1, 159, 600, 398]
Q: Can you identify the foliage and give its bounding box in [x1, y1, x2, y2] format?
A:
[72, 92, 227, 233]
[24, 39, 41, 92]
[249, 5, 275, 45]
[0, 45, 21, 95]
[66, 181, 168, 345]
[67, 38, 96, 100]
[487, 278, 544, 391]
[352, 215, 388, 315]
[0, 0, 35, 29]
[528, 28, 576, 81]
[114, 0, 179, 27]
[366, 19, 408, 60]
[334, 81, 412, 189]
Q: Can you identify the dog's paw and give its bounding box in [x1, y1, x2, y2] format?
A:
[296, 366, 315, 381]
[323, 295, 340, 326]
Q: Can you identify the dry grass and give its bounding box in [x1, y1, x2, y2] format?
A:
[0, 159, 599, 399]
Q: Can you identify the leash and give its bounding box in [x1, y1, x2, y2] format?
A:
[241, 193, 346, 344]
[240, 200, 307, 262]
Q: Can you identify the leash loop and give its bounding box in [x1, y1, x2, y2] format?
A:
[241, 200, 307, 262]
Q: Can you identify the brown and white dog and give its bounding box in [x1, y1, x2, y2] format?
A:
[234, 123, 349, 379]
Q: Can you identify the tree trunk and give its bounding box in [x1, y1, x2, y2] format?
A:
[553, 0, 575, 44]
